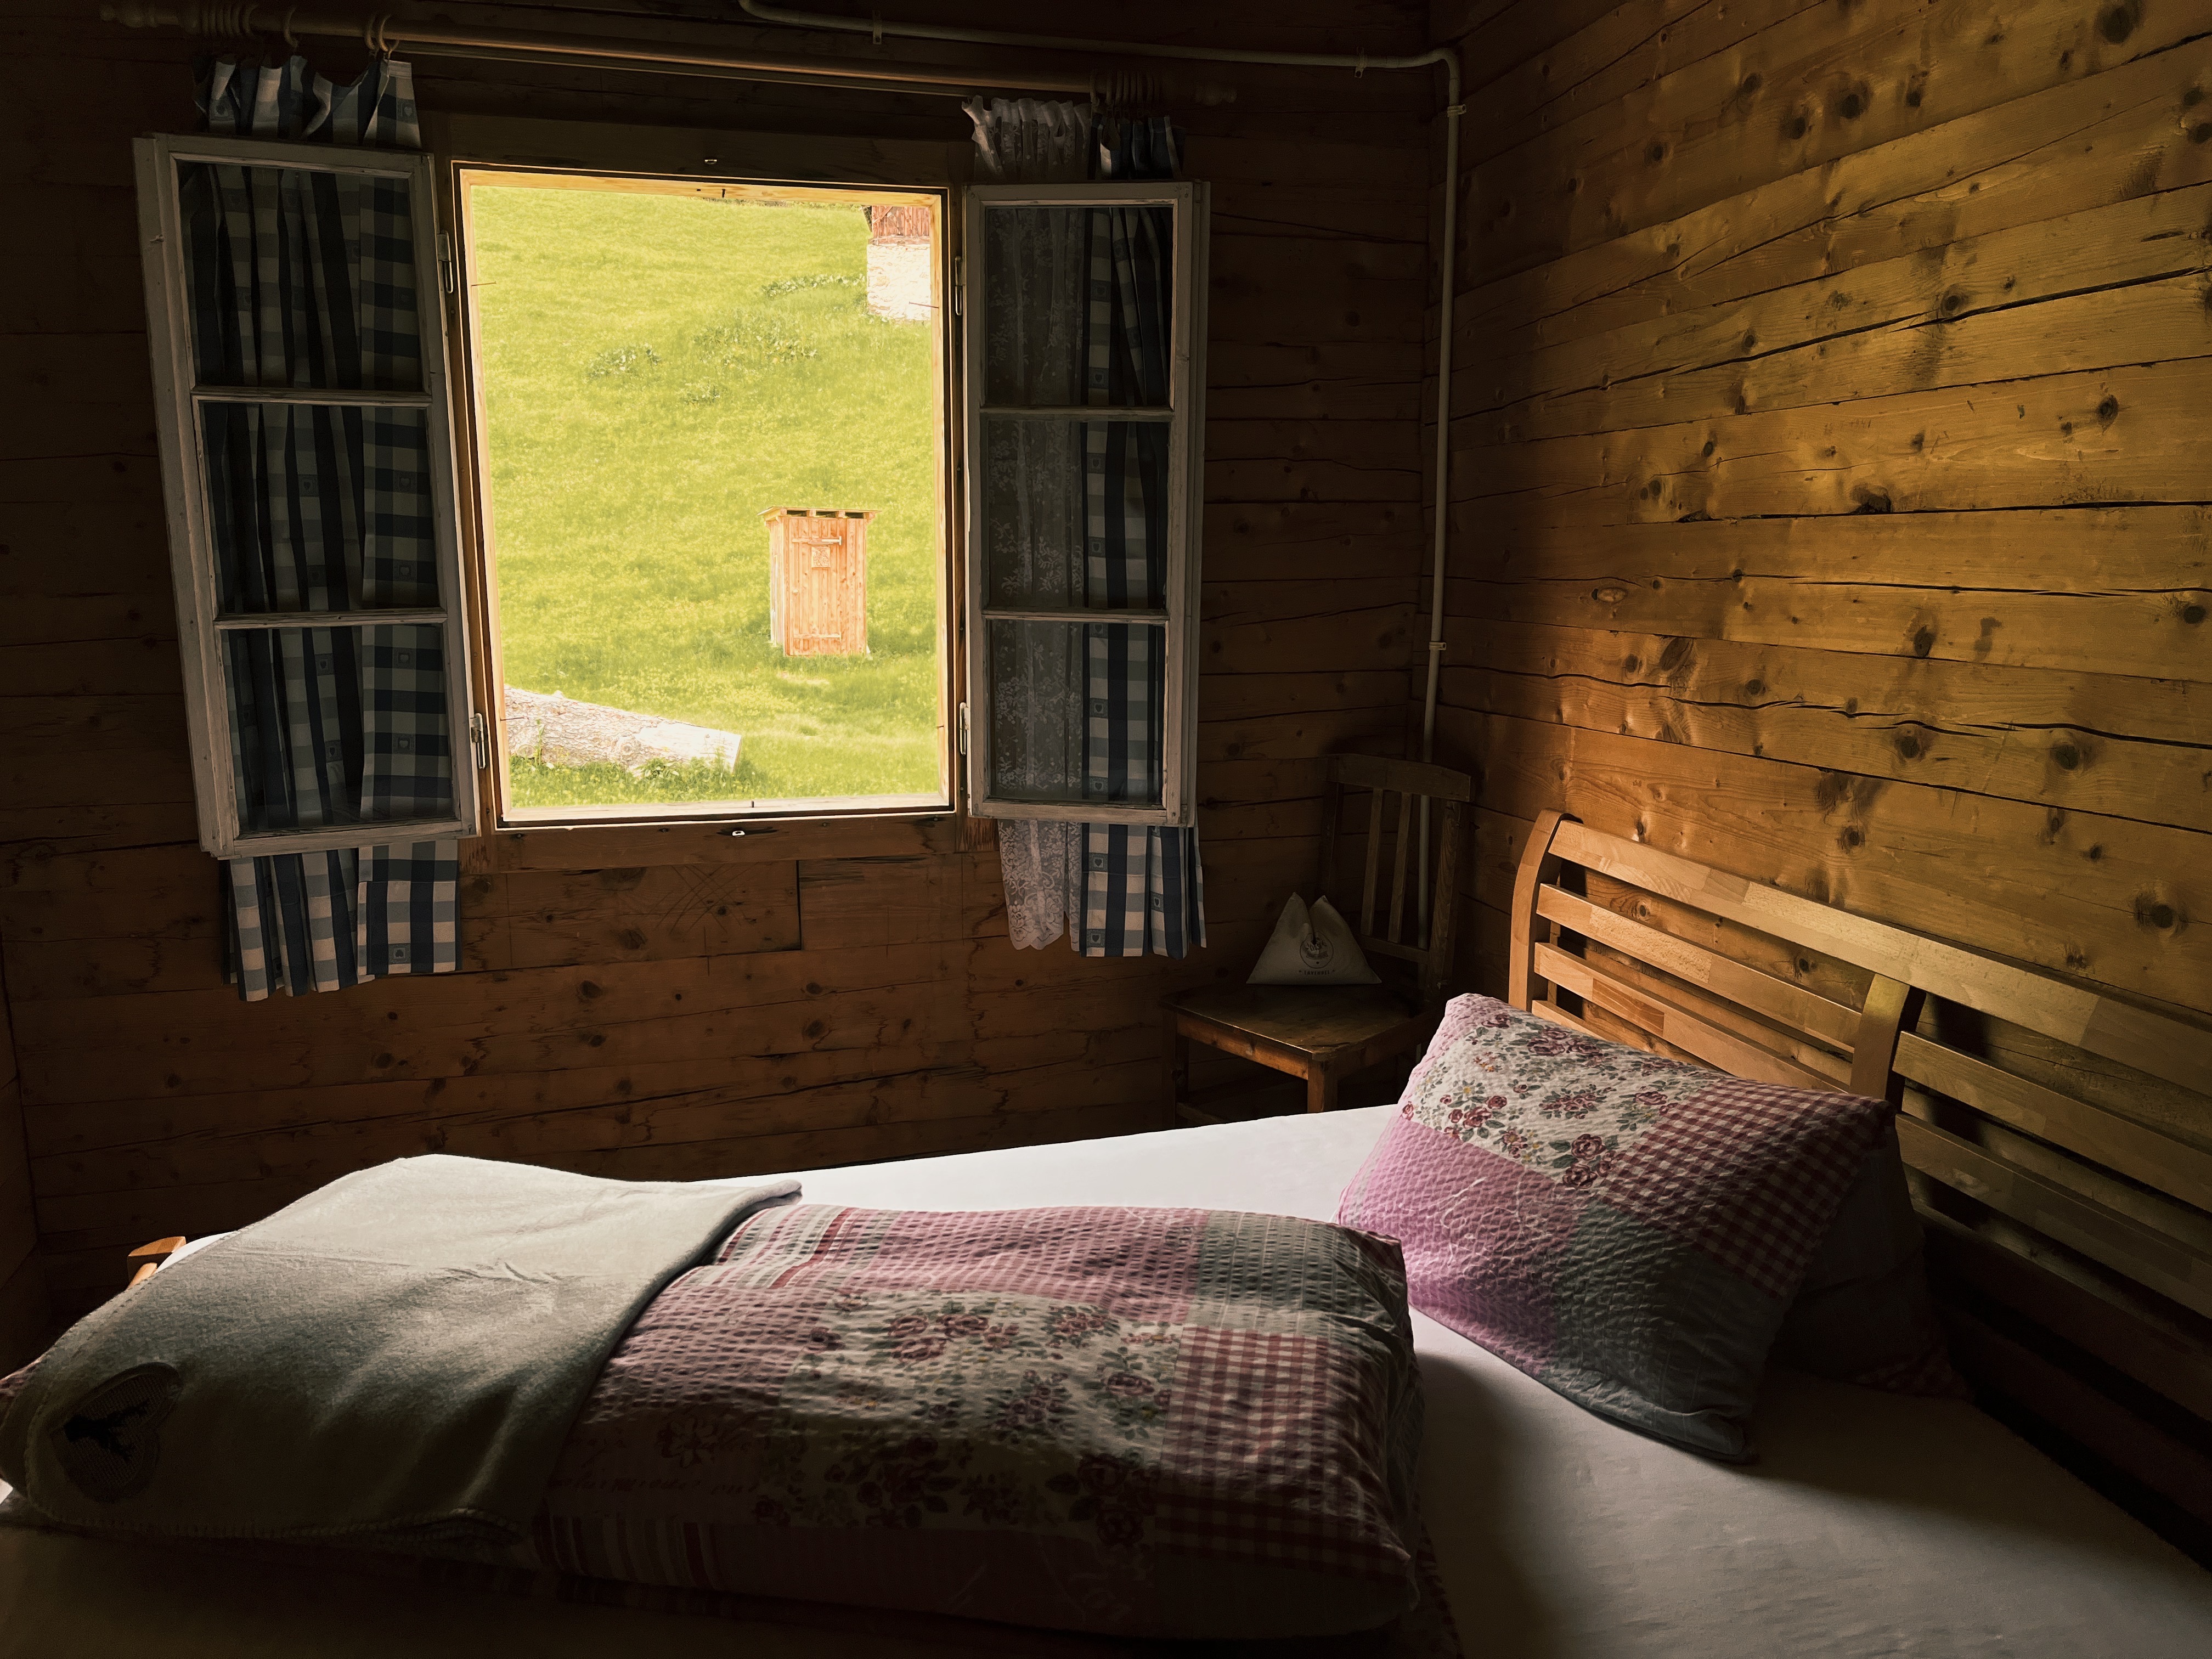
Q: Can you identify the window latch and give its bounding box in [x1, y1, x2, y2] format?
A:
[957, 701, 970, 757]
[438, 232, 457, 295]
[951, 252, 962, 318]
[469, 709, 488, 771]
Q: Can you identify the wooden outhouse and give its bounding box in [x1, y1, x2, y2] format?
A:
[761, 507, 874, 657]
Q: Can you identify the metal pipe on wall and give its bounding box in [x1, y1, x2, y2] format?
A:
[101, 2, 1224, 101]
[1416, 91, 1464, 947]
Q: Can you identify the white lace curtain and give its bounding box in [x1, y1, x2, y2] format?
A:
[967, 99, 1204, 959]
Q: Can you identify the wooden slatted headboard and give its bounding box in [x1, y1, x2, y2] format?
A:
[1507, 811, 2212, 1538]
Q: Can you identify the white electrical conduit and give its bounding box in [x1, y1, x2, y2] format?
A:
[737, 4, 1464, 942]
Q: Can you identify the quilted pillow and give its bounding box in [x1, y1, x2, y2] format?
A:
[530, 1203, 1438, 1641]
[1772, 1125, 1965, 1397]
[1337, 994, 1897, 1460]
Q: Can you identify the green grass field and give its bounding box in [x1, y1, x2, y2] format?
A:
[467, 184, 942, 809]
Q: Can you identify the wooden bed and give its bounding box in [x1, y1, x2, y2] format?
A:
[4, 814, 2209, 1655]
[1508, 810, 2212, 1542]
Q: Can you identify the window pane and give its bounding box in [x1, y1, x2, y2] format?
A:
[202, 402, 438, 612]
[986, 618, 1164, 809]
[982, 204, 1172, 408]
[179, 162, 423, 392]
[466, 179, 945, 815]
[982, 415, 1170, 610]
[222, 623, 454, 835]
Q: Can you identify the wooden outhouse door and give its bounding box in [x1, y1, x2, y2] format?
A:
[762, 508, 873, 656]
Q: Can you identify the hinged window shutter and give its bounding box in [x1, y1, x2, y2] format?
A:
[960, 181, 1209, 830]
[135, 132, 478, 861]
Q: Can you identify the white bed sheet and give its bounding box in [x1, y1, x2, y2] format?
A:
[4, 1108, 2209, 1658]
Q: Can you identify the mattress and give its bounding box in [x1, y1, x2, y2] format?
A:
[4, 1107, 2209, 1657]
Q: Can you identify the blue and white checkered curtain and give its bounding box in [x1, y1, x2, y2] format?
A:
[974, 103, 1205, 959]
[193, 53, 459, 1000]
[1074, 200, 1203, 957]
[1094, 115, 1183, 183]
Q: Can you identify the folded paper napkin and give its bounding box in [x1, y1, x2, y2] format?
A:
[1249, 893, 1381, 985]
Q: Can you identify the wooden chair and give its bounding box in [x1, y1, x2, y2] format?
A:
[1164, 754, 1472, 1120]
[125, 1235, 187, 1289]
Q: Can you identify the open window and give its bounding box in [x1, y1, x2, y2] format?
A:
[452, 169, 952, 825]
[962, 181, 1209, 828]
[135, 134, 477, 860]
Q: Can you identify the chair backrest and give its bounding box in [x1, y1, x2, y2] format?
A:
[1317, 754, 1475, 1006]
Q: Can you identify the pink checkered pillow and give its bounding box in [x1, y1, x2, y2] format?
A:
[528, 1203, 1448, 1643]
[1770, 1124, 1966, 1398]
[1339, 994, 1907, 1460]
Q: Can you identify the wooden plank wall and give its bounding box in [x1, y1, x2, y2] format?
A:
[0, 961, 44, 1372]
[1427, 0, 2210, 1018]
[0, 0, 1432, 1325]
[1427, 0, 2212, 1543]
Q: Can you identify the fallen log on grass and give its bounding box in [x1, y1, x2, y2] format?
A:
[504, 686, 741, 775]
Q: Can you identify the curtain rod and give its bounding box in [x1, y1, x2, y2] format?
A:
[100, 3, 1235, 103]
[740, 2, 1458, 80]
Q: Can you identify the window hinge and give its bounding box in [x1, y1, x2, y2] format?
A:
[438, 232, 457, 295]
[956, 701, 970, 757]
[469, 709, 488, 771]
[951, 252, 962, 318]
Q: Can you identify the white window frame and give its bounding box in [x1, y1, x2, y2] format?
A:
[960, 181, 1209, 829]
[448, 165, 958, 828]
[134, 133, 478, 860]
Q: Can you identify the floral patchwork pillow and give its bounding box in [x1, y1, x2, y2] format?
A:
[1771, 1124, 1966, 1398]
[1338, 994, 1899, 1460]
[530, 1203, 1443, 1643]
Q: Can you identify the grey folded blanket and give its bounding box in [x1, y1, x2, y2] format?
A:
[0, 1154, 796, 1555]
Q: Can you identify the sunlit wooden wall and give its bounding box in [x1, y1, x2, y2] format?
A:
[1427, 0, 2209, 1022]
